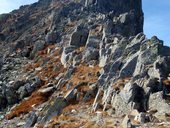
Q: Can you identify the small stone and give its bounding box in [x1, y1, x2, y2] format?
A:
[121, 115, 132, 128]
[71, 109, 77, 113]
[17, 122, 25, 126]
[134, 112, 146, 124]
[35, 67, 42, 71]
[38, 87, 55, 94]
[64, 89, 77, 101]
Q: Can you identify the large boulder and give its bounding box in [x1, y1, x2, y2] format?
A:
[83, 48, 99, 62]
[120, 82, 146, 112]
[45, 30, 58, 44]
[149, 92, 170, 117]
[86, 36, 100, 49]
[30, 40, 46, 59]
[119, 54, 138, 78]
[0, 84, 18, 109]
[61, 46, 76, 67]
[69, 24, 89, 47]
[24, 112, 37, 128]
[40, 97, 68, 124]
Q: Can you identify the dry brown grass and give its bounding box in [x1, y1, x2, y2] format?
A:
[112, 77, 131, 91]
[163, 79, 170, 86]
[68, 64, 100, 86]
[47, 115, 87, 128]
[25, 45, 65, 85]
[6, 45, 65, 120]
[6, 91, 52, 120]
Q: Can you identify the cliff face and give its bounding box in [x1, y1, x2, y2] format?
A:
[0, 0, 170, 128]
[0, 0, 143, 53]
[85, 0, 144, 36]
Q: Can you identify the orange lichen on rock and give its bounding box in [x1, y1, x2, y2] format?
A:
[6, 91, 52, 120]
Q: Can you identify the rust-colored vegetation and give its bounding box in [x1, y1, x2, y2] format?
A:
[163, 79, 170, 86]
[68, 64, 100, 86]
[6, 91, 52, 120]
[25, 45, 65, 85]
[112, 77, 131, 91]
[48, 115, 87, 128]
[6, 45, 65, 120]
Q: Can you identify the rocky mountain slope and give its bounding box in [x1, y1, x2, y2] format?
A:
[0, 0, 170, 127]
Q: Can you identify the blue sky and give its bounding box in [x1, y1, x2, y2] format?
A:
[143, 0, 170, 46]
[0, 0, 169, 46]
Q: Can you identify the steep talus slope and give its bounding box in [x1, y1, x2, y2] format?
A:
[0, 0, 170, 128]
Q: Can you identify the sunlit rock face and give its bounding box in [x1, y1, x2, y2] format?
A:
[1, 0, 170, 127]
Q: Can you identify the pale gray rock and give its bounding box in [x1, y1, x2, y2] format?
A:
[121, 115, 132, 128]
[149, 92, 170, 117]
[61, 46, 76, 67]
[119, 54, 138, 78]
[30, 40, 45, 58]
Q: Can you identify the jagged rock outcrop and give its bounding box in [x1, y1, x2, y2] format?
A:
[0, 0, 170, 128]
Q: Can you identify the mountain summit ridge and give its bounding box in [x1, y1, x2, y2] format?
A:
[0, 0, 170, 127]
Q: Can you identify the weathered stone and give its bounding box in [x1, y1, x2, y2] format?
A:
[12, 80, 26, 90]
[61, 46, 76, 67]
[41, 97, 68, 124]
[17, 86, 28, 100]
[12, 40, 26, 52]
[121, 115, 132, 128]
[111, 93, 131, 115]
[30, 40, 45, 58]
[149, 92, 170, 117]
[86, 36, 100, 49]
[119, 54, 138, 78]
[64, 89, 77, 101]
[45, 30, 58, 44]
[73, 54, 82, 66]
[64, 66, 75, 80]
[83, 48, 99, 62]
[103, 19, 114, 36]
[56, 78, 66, 89]
[24, 112, 37, 128]
[120, 82, 146, 112]
[134, 112, 149, 124]
[38, 87, 55, 94]
[99, 48, 108, 67]
[25, 83, 35, 94]
[69, 24, 89, 47]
